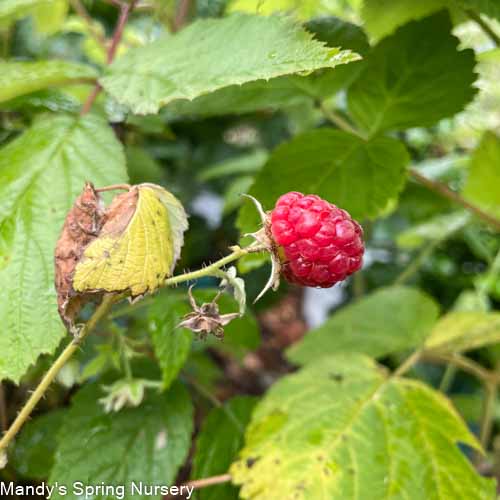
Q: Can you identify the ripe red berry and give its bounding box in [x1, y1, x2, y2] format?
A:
[269, 192, 364, 287]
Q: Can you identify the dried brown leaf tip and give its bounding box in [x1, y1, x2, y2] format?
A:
[54, 182, 104, 329]
[178, 286, 240, 340]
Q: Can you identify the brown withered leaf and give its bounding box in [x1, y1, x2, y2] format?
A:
[54, 182, 104, 329]
[178, 286, 240, 339]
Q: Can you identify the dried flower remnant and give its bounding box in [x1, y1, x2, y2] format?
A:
[178, 286, 240, 339]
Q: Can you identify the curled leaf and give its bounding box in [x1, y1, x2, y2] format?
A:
[219, 266, 246, 315]
[54, 182, 188, 329]
[54, 182, 105, 328]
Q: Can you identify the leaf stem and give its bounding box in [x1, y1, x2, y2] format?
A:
[0, 295, 117, 460]
[480, 381, 497, 449]
[163, 244, 267, 287]
[319, 103, 366, 140]
[182, 473, 232, 491]
[80, 0, 138, 115]
[438, 363, 457, 393]
[465, 9, 500, 47]
[393, 350, 421, 378]
[423, 353, 500, 385]
[409, 169, 500, 232]
[393, 239, 441, 285]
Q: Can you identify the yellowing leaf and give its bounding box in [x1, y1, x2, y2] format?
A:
[425, 312, 500, 354]
[73, 184, 187, 297]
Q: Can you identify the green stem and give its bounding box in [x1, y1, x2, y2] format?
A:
[319, 103, 366, 139]
[423, 353, 499, 386]
[393, 350, 421, 378]
[480, 382, 497, 450]
[0, 294, 117, 458]
[163, 244, 266, 287]
[438, 364, 458, 393]
[465, 9, 500, 47]
[409, 169, 500, 232]
[393, 240, 440, 285]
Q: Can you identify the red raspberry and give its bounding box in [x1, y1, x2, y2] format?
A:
[270, 192, 364, 287]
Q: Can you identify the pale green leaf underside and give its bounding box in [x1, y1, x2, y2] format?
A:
[50, 382, 193, 500]
[0, 114, 128, 383]
[361, 0, 447, 41]
[348, 12, 477, 135]
[237, 129, 409, 234]
[463, 131, 500, 219]
[100, 13, 359, 115]
[0, 60, 97, 104]
[287, 286, 439, 364]
[231, 354, 495, 499]
[361, 0, 500, 42]
[425, 311, 500, 354]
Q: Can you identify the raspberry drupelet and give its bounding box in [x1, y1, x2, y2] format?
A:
[270, 192, 364, 287]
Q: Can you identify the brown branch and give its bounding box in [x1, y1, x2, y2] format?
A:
[165, 473, 232, 500]
[183, 473, 232, 490]
[80, 0, 138, 116]
[409, 169, 500, 232]
[69, 0, 107, 50]
[0, 384, 7, 433]
[173, 0, 191, 32]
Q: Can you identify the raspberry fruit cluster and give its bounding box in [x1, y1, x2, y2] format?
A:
[270, 192, 364, 288]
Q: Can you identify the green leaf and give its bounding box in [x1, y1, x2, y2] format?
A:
[0, 60, 97, 104]
[361, 0, 446, 41]
[226, 0, 363, 19]
[0, 114, 128, 383]
[397, 211, 471, 249]
[457, 0, 500, 20]
[10, 409, 67, 479]
[148, 293, 193, 389]
[192, 396, 257, 500]
[425, 311, 500, 354]
[100, 13, 359, 115]
[49, 381, 193, 500]
[237, 129, 409, 234]
[287, 286, 439, 365]
[0, 0, 68, 34]
[348, 12, 477, 135]
[463, 131, 500, 219]
[165, 17, 366, 118]
[231, 354, 495, 499]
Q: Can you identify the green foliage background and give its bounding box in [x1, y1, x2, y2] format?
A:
[0, 0, 499, 498]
